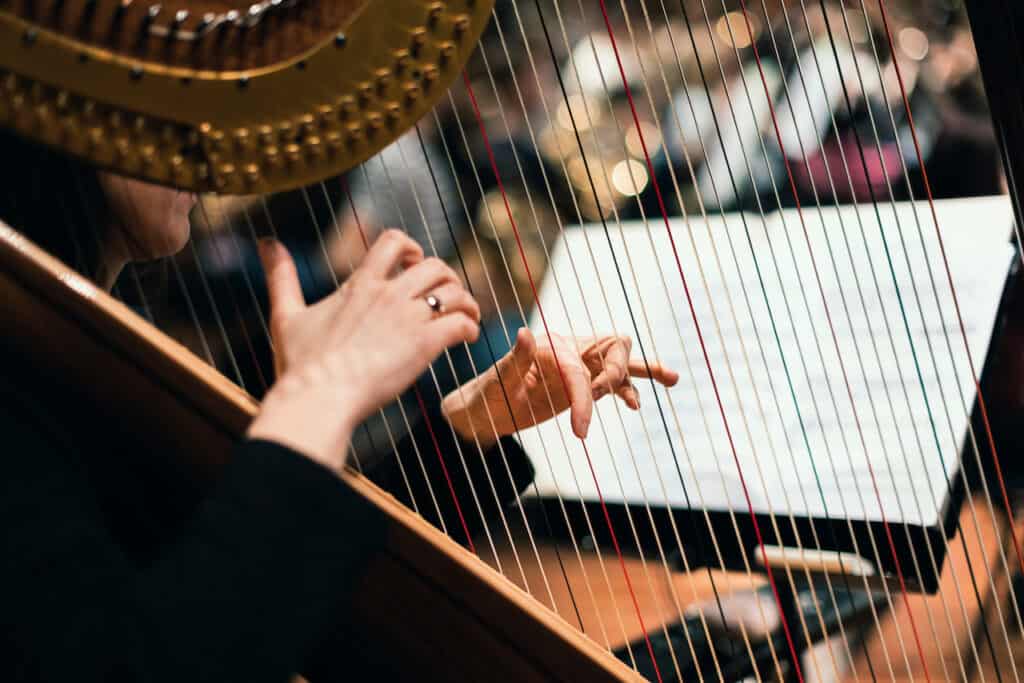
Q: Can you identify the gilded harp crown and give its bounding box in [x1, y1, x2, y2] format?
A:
[0, 0, 492, 194]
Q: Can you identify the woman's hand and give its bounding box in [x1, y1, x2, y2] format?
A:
[441, 328, 678, 447]
[248, 230, 481, 472]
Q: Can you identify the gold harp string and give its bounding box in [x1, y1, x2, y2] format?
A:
[441, 84, 633, 656]
[487, 7, 735, 681]
[803, 0, 1016, 675]
[471, 21, 691, 681]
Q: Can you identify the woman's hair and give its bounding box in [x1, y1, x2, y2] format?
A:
[0, 129, 109, 277]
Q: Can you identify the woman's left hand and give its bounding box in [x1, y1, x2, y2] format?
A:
[441, 328, 679, 447]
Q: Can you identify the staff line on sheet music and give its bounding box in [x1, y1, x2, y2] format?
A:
[837, 0, 1021, 672]
[749, 2, 972, 679]
[434, 97, 620, 655]
[462, 66, 667, 680]
[471, 29, 693, 680]
[813, 2, 1011, 678]
[596, 0, 820, 679]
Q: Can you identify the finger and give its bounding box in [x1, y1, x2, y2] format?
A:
[421, 283, 481, 323]
[258, 239, 305, 326]
[495, 327, 536, 383]
[615, 381, 641, 410]
[361, 229, 424, 278]
[627, 358, 680, 387]
[562, 361, 594, 439]
[589, 337, 629, 398]
[394, 257, 460, 297]
[424, 313, 481, 355]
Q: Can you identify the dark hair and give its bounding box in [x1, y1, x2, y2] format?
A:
[0, 128, 110, 278]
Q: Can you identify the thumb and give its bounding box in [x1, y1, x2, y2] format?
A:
[495, 327, 536, 383]
[258, 238, 305, 329]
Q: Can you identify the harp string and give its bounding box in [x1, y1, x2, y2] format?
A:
[474, 18, 711, 679]
[430, 99, 619, 653]
[448, 75, 649, 670]
[625, 2, 856, 679]
[873, 0, 1024, 634]
[490, 10, 731, 680]
[827, 0, 1021, 673]
[367, 151, 530, 588]
[771, 2, 984, 678]
[406, 121, 580, 619]
[748, 1, 973, 679]
[854, 0, 1023, 637]
[548, 1, 786, 677]
[490, 6, 762, 679]
[194, 199, 268, 393]
[696, 0, 941, 678]
[405, 116, 596, 628]
[459, 62, 667, 678]
[807, 0, 1013, 675]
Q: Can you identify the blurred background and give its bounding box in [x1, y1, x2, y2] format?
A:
[136, 0, 999, 462]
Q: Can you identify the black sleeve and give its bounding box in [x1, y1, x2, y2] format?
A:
[0, 418, 384, 683]
[364, 401, 535, 546]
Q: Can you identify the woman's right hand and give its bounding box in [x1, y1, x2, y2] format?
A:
[247, 230, 481, 473]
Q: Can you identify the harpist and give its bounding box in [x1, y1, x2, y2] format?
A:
[0, 130, 677, 681]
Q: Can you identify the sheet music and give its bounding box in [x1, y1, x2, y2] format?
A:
[520, 196, 1014, 527]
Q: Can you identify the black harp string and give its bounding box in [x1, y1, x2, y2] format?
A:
[746, 1, 973, 679]
[488, 5, 735, 679]
[852, 0, 1024, 646]
[376, 135, 572, 612]
[409, 120, 585, 632]
[514, 1, 766, 679]
[692, 0, 934, 677]
[789, 1, 999, 677]
[624, 1, 851, 679]
[471, 23, 691, 681]
[807, 0, 1010, 678]
[438, 88, 623, 654]
[361, 155, 521, 584]
[768, 1, 981, 678]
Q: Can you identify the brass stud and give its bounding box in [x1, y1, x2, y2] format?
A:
[325, 130, 342, 149]
[305, 135, 323, 156]
[258, 124, 274, 145]
[409, 28, 427, 57]
[393, 49, 411, 75]
[438, 41, 456, 64]
[244, 163, 260, 184]
[337, 95, 356, 120]
[426, 2, 444, 28]
[403, 82, 421, 106]
[357, 82, 372, 105]
[452, 14, 470, 38]
[278, 121, 294, 142]
[284, 143, 301, 163]
[375, 69, 392, 96]
[140, 144, 156, 165]
[234, 127, 250, 148]
[316, 104, 333, 124]
[422, 64, 439, 86]
[55, 91, 70, 111]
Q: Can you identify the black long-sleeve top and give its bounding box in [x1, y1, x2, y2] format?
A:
[0, 367, 534, 682]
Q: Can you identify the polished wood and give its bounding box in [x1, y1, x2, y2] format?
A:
[0, 221, 640, 681]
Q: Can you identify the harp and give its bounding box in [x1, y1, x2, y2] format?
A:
[2, 0, 1024, 680]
